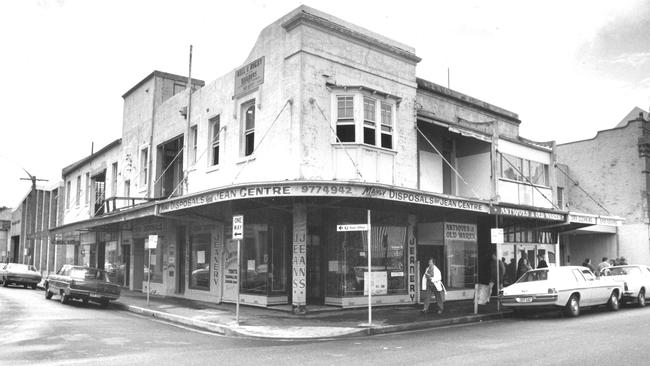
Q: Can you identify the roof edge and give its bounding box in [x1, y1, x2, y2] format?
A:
[121, 70, 206, 99]
[62, 138, 122, 177]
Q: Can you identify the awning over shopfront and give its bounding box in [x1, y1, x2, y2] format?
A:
[50, 201, 157, 236]
[559, 212, 624, 235]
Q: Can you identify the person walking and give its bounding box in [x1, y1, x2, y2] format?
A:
[517, 257, 532, 280]
[537, 254, 548, 268]
[422, 258, 445, 314]
[582, 258, 596, 273]
[598, 257, 611, 271]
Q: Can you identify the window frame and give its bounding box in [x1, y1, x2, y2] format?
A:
[333, 92, 397, 150]
[241, 100, 256, 157]
[75, 175, 81, 208]
[111, 162, 118, 197]
[139, 146, 149, 188]
[85, 172, 90, 206]
[209, 115, 221, 167]
[66, 180, 71, 209]
[190, 125, 198, 165]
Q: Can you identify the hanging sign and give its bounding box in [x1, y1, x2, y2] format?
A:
[147, 235, 158, 249]
[491, 228, 504, 244]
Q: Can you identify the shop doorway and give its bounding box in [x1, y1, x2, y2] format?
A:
[133, 238, 144, 291]
[176, 226, 186, 294]
[121, 244, 130, 287]
[11, 236, 19, 263]
[306, 233, 324, 304]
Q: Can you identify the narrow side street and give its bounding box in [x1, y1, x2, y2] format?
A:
[2, 287, 650, 366]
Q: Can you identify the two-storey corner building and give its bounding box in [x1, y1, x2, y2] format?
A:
[556, 108, 648, 266]
[48, 5, 616, 311]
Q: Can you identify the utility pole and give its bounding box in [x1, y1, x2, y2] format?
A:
[183, 45, 193, 195]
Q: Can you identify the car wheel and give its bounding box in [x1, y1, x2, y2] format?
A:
[565, 295, 580, 317]
[608, 292, 620, 311]
[45, 288, 53, 299]
[60, 291, 69, 305]
[638, 289, 646, 307]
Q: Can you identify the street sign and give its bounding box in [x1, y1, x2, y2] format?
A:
[147, 235, 158, 249]
[233, 215, 244, 239]
[490, 228, 504, 244]
[336, 224, 368, 232]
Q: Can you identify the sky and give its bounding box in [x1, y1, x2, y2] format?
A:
[0, 0, 648, 208]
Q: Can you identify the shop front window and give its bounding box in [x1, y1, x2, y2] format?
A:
[189, 233, 210, 290]
[105, 241, 119, 283]
[239, 219, 288, 295]
[325, 208, 407, 297]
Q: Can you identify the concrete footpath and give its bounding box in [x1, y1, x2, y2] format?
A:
[110, 290, 509, 340]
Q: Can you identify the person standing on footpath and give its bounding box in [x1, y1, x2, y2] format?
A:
[582, 258, 597, 273]
[537, 254, 548, 268]
[421, 258, 445, 314]
[598, 257, 611, 271]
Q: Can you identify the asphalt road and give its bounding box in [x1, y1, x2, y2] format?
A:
[2, 286, 650, 366]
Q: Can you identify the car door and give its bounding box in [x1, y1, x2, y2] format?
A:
[571, 269, 592, 305]
[582, 268, 608, 304]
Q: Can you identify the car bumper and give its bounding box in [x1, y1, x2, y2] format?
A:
[500, 294, 560, 308]
[5, 276, 41, 285]
[67, 289, 120, 301]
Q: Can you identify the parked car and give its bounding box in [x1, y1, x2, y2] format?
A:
[600, 265, 650, 307]
[500, 266, 623, 317]
[0, 263, 42, 289]
[44, 265, 120, 307]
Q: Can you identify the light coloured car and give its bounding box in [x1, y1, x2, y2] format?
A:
[600, 265, 650, 307]
[0, 263, 42, 289]
[500, 266, 623, 317]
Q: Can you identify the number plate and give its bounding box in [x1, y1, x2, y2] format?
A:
[516, 297, 533, 303]
[90, 293, 101, 298]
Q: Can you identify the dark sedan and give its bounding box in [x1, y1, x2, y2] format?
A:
[44, 265, 120, 307]
[0, 263, 42, 289]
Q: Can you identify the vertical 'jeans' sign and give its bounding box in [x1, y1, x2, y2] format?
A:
[292, 204, 307, 306]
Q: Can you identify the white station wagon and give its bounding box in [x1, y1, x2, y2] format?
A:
[500, 266, 624, 317]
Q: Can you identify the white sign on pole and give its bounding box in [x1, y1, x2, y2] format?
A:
[147, 235, 158, 249]
[336, 224, 369, 232]
[490, 228, 504, 244]
[233, 215, 244, 240]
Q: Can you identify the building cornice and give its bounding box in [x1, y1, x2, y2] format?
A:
[281, 10, 421, 64]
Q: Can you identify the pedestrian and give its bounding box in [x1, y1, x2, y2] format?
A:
[609, 259, 616, 266]
[517, 257, 532, 280]
[598, 257, 611, 271]
[537, 254, 548, 268]
[421, 258, 445, 314]
[619, 257, 628, 265]
[489, 253, 506, 296]
[582, 258, 597, 273]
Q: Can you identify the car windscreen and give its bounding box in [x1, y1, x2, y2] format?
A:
[516, 269, 548, 283]
[69, 268, 109, 282]
[7, 264, 31, 272]
[609, 267, 641, 276]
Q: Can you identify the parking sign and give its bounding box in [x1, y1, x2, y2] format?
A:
[233, 215, 244, 240]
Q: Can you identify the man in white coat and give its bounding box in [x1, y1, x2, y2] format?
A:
[422, 257, 445, 314]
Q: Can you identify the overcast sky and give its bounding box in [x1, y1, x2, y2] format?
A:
[0, 0, 648, 208]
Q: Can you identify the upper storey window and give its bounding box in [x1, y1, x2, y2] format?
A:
[500, 153, 549, 187]
[242, 101, 255, 156]
[336, 96, 355, 142]
[334, 92, 396, 150]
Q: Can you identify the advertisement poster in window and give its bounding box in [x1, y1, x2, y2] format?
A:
[222, 237, 239, 302]
[363, 271, 388, 295]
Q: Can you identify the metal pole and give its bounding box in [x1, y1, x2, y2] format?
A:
[147, 248, 151, 306]
[367, 209, 372, 326]
[495, 214, 500, 312]
[183, 45, 193, 194]
[236, 239, 241, 325]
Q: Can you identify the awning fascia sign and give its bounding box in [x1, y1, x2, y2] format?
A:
[569, 212, 623, 227]
[490, 205, 566, 222]
[159, 182, 491, 214]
